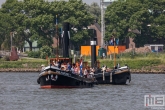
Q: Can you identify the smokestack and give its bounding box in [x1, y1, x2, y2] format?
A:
[62, 22, 70, 57]
[90, 29, 97, 68]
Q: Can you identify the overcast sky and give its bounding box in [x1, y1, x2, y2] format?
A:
[0, 0, 100, 7]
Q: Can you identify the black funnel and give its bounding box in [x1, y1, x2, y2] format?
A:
[62, 22, 70, 57]
[89, 29, 97, 68]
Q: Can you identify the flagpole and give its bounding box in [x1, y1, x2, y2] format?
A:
[101, 0, 104, 48]
[56, 15, 58, 58]
[112, 29, 117, 68]
[114, 38, 116, 67]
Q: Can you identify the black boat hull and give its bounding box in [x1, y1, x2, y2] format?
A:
[38, 74, 94, 88]
[94, 69, 131, 85]
[37, 66, 95, 89]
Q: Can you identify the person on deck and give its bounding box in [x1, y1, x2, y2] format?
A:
[74, 66, 78, 75]
[53, 61, 58, 67]
[67, 62, 71, 71]
[101, 65, 106, 72]
[79, 61, 83, 77]
[83, 68, 88, 78]
[89, 68, 95, 78]
[71, 66, 75, 74]
[57, 60, 61, 68]
[41, 64, 45, 70]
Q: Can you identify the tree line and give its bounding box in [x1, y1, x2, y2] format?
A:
[0, 0, 165, 52]
[0, 0, 100, 51]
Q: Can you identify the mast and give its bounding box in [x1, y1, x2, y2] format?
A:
[55, 15, 59, 58]
[113, 29, 117, 67]
[100, 0, 104, 48]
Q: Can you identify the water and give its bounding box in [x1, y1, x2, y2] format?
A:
[0, 72, 164, 110]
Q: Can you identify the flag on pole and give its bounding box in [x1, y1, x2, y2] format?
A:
[79, 60, 83, 76]
[116, 38, 119, 45]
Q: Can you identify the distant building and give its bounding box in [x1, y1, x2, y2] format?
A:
[144, 44, 164, 52]
[102, 0, 118, 9]
[88, 23, 101, 46]
[24, 41, 39, 52]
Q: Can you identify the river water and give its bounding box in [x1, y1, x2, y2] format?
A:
[0, 72, 164, 110]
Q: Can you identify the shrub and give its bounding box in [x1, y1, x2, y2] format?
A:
[27, 51, 40, 58]
[3, 56, 10, 61]
[40, 46, 52, 59]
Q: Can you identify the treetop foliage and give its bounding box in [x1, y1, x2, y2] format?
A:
[0, 0, 95, 50]
[105, 0, 165, 47]
[0, 0, 165, 51]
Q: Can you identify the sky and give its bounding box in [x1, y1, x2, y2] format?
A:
[0, 0, 100, 7]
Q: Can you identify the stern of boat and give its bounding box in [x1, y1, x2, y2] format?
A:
[113, 66, 131, 84]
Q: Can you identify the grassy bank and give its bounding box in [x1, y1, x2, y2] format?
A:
[0, 52, 165, 72]
[100, 58, 161, 69]
[85, 52, 165, 72]
[0, 58, 48, 68]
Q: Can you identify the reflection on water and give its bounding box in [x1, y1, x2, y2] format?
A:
[0, 72, 164, 110]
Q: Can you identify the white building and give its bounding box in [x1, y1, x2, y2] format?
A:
[102, 0, 118, 9]
[144, 44, 164, 52]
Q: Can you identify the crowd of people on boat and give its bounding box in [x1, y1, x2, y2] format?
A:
[41, 58, 117, 79]
[50, 60, 95, 78]
[41, 59, 117, 76]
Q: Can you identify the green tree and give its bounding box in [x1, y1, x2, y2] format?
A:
[0, 0, 94, 51]
[145, 0, 165, 41]
[86, 2, 101, 22]
[105, 1, 147, 46]
[0, 12, 13, 50]
[0, 0, 54, 51]
[0, 0, 19, 50]
[50, 0, 94, 50]
[105, 0, 165, 47]
[16, 0, 54, 50]
[40, 45, 52, 59]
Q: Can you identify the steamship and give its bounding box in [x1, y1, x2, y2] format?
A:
[37, 21, 131, 88]
[37, 22, 96, 89]
[37, 62, 96, 89]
